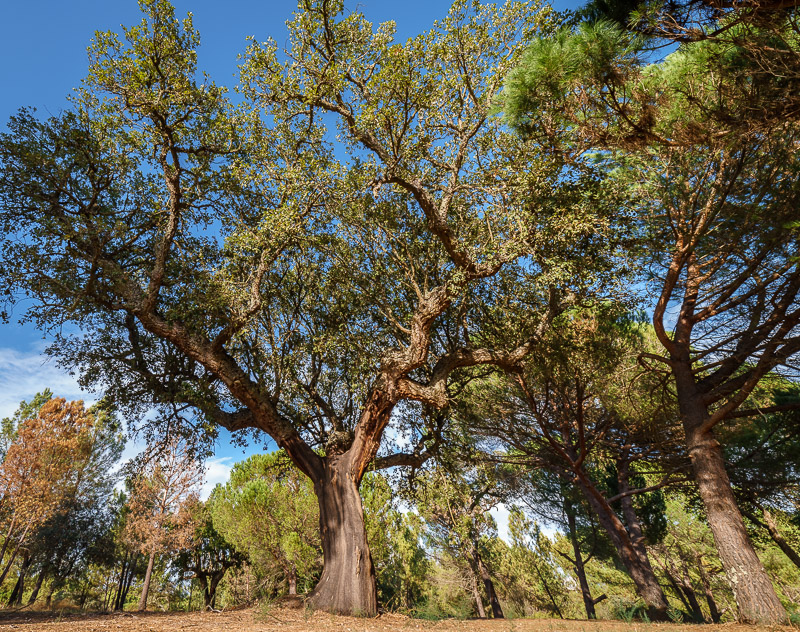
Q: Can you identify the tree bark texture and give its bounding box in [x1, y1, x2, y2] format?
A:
[475, 552, 503, 618]
[137, 550, 156, 612]
[306, 457, 377, 616]
[686, 423, 787, 624]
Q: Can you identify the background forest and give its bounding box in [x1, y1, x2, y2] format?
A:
[1, 0, 799, 625]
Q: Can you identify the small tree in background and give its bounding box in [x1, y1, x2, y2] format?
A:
[174, 501, 243, 609]
[124, 439, 202, 611]
[209, 452, 319, 596]
[414, 465, 507, 619]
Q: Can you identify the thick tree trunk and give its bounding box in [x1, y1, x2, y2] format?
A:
[137, 550, 156, 612]
[566, 506, 597, 619]
[573, 473, 669, 620]
[475, 552, 503, 618]
[306, 457, 377, 616]
[685, 423, 787, 624]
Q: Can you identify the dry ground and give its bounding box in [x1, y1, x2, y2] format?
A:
[0, 607, 794, 632]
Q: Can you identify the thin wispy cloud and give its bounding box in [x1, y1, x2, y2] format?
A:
[0, 346, 92, 420]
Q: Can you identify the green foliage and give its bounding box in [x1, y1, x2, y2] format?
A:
[497, 508, 568, 617]
[209, 452, 319, 594]
[361, 473, 429, 612]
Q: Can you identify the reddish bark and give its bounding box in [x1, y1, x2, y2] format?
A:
[305, 457, 377, 617]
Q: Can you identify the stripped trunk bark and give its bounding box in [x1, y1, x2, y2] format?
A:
[306, 457, 377, 616]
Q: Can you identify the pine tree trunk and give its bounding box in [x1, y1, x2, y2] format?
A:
[475, 552, 503, 618]
[306, 457, 377, 616]
[137, 550, 156, 612]
[573, 473, 669, 620]
[685, 423, 787, 624]
[470, 573, 487, 618]
[616, 458, 650, 566]
[28, 569, 45, 605]
[761, 509, 800, 571]
[113, 552, 129, 611]
[119, 554, 138, 610]
[566, 506, 597, 619]
[678, 564, 704, 622]
[697, 560, 721, 623]
[664, 568, 693, 614]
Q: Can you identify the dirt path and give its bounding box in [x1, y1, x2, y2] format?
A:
[0, 607, 792, 632]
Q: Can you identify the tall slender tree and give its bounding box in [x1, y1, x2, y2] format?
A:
[124, 439, 202, 611]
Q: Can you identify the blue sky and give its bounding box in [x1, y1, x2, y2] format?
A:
[0, 0, 581, 499]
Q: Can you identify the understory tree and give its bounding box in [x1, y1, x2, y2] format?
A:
[0, 398, 97, 590]
[175, 501, 244, 609]
[209, 452, 319, 596]
[414, 465, 507, 619]
[0, 0, 619, 615]
[468, 309, 681, 618]
[124, 439, 202, 611]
